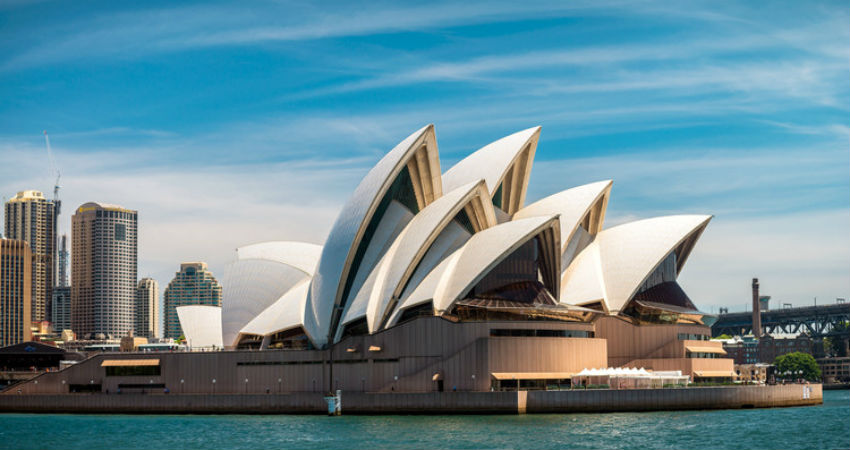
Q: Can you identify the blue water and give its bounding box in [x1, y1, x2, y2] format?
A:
[1, 390, 847, 450]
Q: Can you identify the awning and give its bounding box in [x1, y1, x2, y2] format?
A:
[491, 372, 574, 380]
[685, 344, 727, 355]
[101, 359, 160, 367]
[634, 300, 711, 316]
[693, 370, 735, 378]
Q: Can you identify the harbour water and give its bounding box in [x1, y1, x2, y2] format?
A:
[1, 390, 846, 450]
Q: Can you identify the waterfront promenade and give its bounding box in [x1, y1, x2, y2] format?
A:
[0, 384, 821, 414]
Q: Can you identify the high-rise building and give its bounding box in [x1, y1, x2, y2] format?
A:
[163, 262, 221, 339]
[71, 202, 137, 339]
[135, 278, 160, 339]
[4, 190, 56, 322]
[56, 234, 69, 288]
[0, 238, 32, 346]
[51, 286, 71, 332]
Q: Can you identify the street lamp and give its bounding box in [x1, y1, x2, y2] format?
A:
[180, 378, 184, 394]
[212, 378, 216, 394]
[245, 378, 249, 393]
[278, 378, 282, 394]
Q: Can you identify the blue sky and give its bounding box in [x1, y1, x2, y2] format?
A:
[1, 0, 847, 311]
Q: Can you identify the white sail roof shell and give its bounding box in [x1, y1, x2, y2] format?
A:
[513, 180, 612, 254]
[560, 215, 712, 314]
[415, 215, 561, 314]
[236, 241, 322, 276]
[386, 247, 462, 327]
[306, 125, 442, 347]
[363, 181, 495, 333]
[222, 241, 318, 347]
[442, 127, 540, 214]
[177, 305, 224, 349]
[238, 278, 310, 337]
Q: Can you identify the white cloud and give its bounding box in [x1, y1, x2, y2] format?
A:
[679, 209, 850, 312]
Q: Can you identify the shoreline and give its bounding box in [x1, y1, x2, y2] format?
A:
[0, 384, 822, 415]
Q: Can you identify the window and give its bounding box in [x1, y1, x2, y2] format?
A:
[490, 329, 593, 338]
[678, 333, 708, 341]
[114, 224, 126, 241]
[105, 365, 161, 376]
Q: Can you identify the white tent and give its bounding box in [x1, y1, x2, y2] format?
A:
[573, 367, 689, 389]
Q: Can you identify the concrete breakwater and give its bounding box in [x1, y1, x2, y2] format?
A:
[0, 384, 821, 414]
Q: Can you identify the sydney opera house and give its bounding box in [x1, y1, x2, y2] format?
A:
[11, 124, 735, 395]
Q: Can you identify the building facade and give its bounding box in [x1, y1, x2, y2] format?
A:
[4, 190, 56, 322]
[758, 335, 813, 363]
[51, 286, 71, 332]
[71, 202, 138, 339]
[720, 335, 814, 365]
[163, 263, 221, 339]
[56, 234, 69, 288]
[0, 239, 32, 346]
[817, 357, 850, 383]
[135, 278, 160, 339]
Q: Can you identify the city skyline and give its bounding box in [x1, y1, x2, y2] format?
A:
[0, 1, 848, 312]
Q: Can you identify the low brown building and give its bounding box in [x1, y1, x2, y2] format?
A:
[5, 313, 732, 395]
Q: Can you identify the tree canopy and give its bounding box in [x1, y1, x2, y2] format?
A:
[774, 352, 821, 381]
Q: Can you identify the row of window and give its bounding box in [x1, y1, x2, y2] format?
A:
[686, 352, 719, 359]
[678, 333, 709, 341]
[236, 358, 401, 367]
[490, 329, 594, 338]
[105, 365, 161, 377]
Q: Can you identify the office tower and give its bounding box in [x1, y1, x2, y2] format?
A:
[56, 234, 69, 288]
[4, 190, 56, 322]
[71, 202, 137, 338]
[0, 239, 32, 346]
[135, 278, 160, 339]
[163, 262, 221, 339]
[51, 286, 71, 332]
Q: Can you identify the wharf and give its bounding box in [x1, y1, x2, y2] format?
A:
[0, 384, 821, 414]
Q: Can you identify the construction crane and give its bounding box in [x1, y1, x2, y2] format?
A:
[43, 130, 61, 215]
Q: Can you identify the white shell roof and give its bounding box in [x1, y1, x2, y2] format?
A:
[236, 241, 322, 276]
[307, 124, 441, 347]
[177, 305, 223, 349]
[560, 214, 712, 314]
[364, 180, 494, 333]
[385, 247, 462, 327]
[428, 215, 560, 314]
[513, 180, 612, 253]
[238, 278, 310, 337]
[221, 258, 308, 348]
[442, 127, 540, 206]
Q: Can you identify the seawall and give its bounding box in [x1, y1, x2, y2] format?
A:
[0, 384, 821, 415]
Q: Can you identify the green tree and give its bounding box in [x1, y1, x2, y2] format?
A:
[713, 334, 733, 340]
[774, 352, 821, 381]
